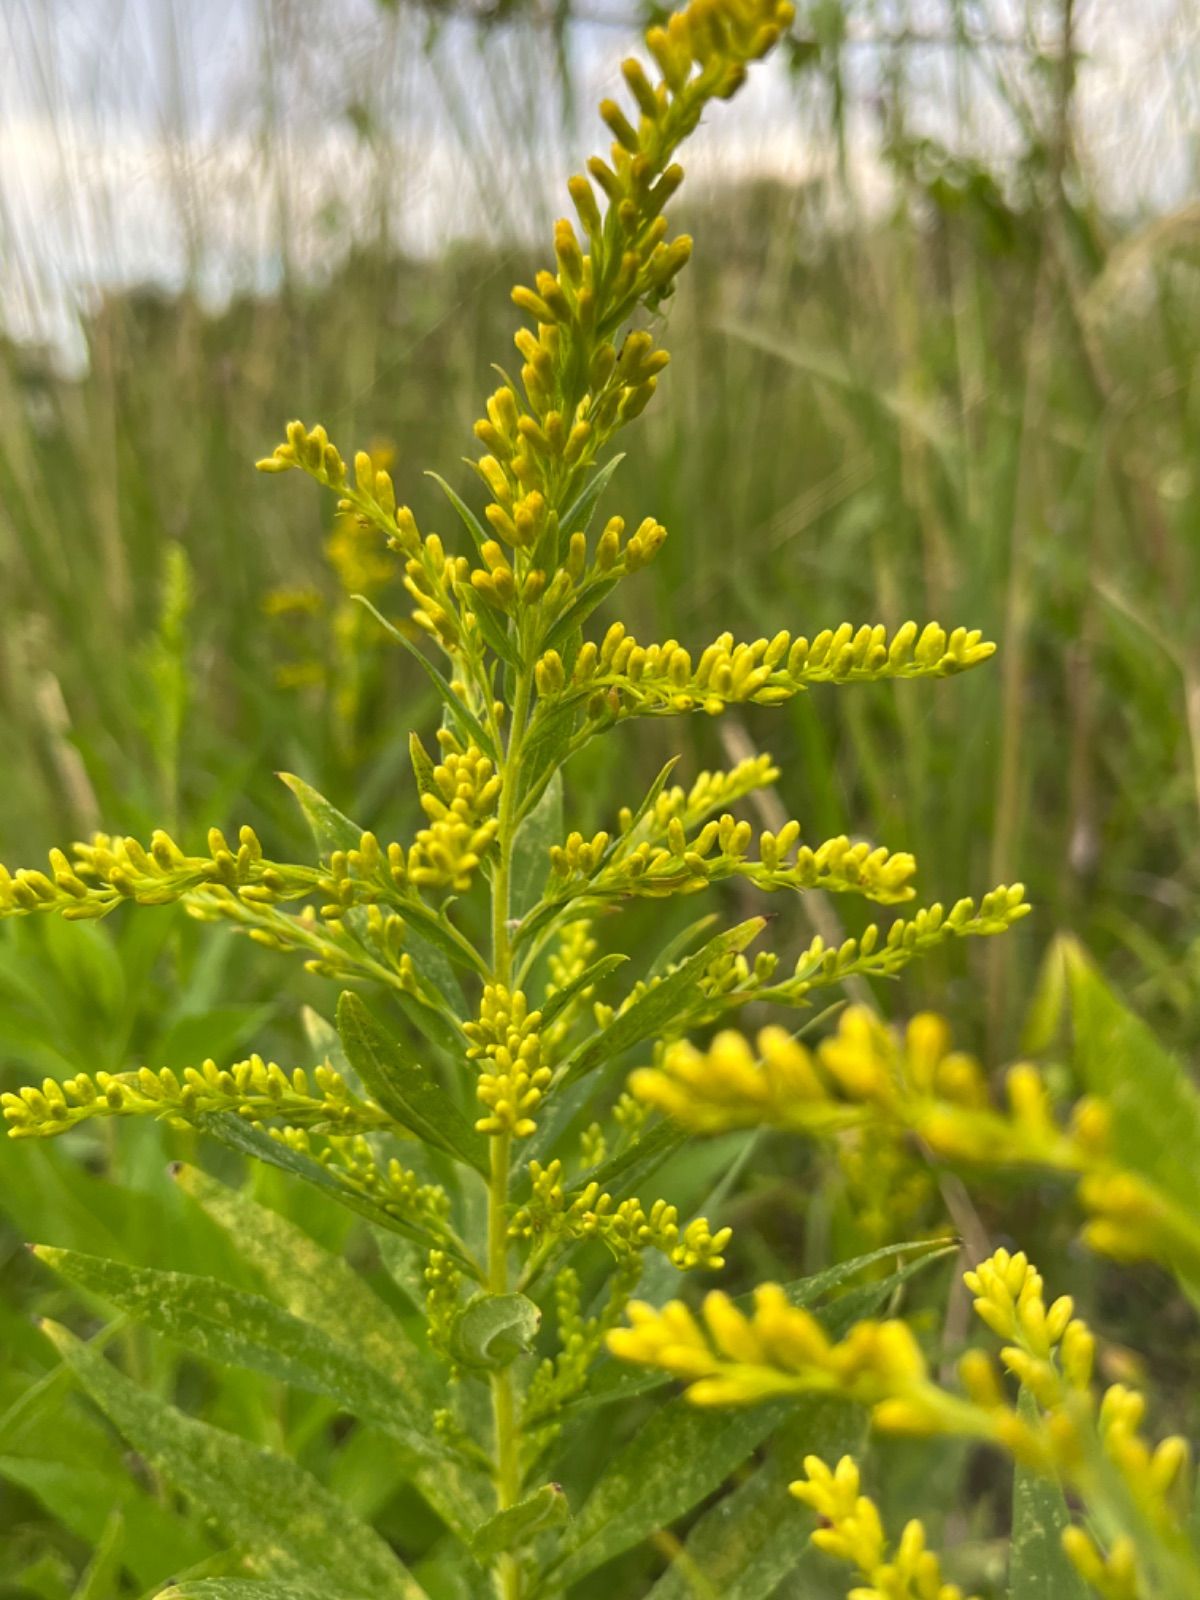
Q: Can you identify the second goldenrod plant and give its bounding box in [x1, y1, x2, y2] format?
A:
[1, 1, 1033, 1595]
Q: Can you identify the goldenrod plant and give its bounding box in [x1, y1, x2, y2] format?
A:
[0, 1, 1035, 1594]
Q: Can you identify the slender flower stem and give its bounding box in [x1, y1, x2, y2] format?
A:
[487, 665, 534, 1600]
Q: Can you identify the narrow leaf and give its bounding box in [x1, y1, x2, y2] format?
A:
[465, 588, 521, 668]
[539, 953, 628, 1032]
[645, 1400, 865, 1600]
[561, 918, 766, 1086]
[426, 469, 490, 559]
[540, 576, 621, 657]
[337, 990, 488, 1174]
[173, 1166, 491, 1536]
[511, 770, 563, 919]
[559, 451, 626, 534]
[34, 1246, 446, 1466]
[1009, 1389, 1088, 1600]
[549, 1397, 792, 1586]
[43, 1322, 428, 1599]
[278, 772, 363, 858]
[1064, 938, 1200, 1217]
[352, 596, 498, 760]
[161, 1585, 361, 1600]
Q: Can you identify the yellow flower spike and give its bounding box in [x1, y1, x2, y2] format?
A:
[790, 1456, 980, 1600]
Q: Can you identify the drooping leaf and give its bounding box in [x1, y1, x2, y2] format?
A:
[33, 1246, 446, 1466]
[336, 990, 488, 1174]
[470, 1483, 570, 1564]
[1009, 1389, 1088, 1600]
[510, 769, 563, 919]
[42, 1322, 428, 1600]
[450, 1292, 541, 1371]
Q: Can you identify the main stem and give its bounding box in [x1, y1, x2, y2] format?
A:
[488, 668, 533, 1600]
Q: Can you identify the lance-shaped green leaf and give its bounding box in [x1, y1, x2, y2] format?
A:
[567, 1120, 686, 1204]
[539, 576, 621, 657]
[470, 1483, 570, 1564]
[426, 469, 490, 560]
[336, 991, 487, 1175]
[353, 596, 498, 761]
[32, 1246, 447, 1467]
[558, 451, 626, 536]
[1009, 1390, 1088, 1600]
[510, 769, 563, 919]
[1064, 938, 1200, 1224]
[560, 918, 766, 1086]
[539, 954, 627, 1034]
[449, 1292, 541, 1372]
[278, 772, 362, 858]
[547, 1396, 792, 1587]
[645, 1400, 866, 1600]
[172, 1165, 491, 1536]
[41, 1321, 429, 1600]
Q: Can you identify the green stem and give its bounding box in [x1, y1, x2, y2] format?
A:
[487, 665, 534, 1600]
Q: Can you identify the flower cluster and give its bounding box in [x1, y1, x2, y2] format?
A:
[1, 1054, 388, 1140]
[629, 1005, 1200, 1283]
[549, 811, 919, 906]
[404, 737, 502, 892]
[0, 825, 321, 923]
[522, 1261, 643, 1441]
[606, 1283, 935, 1409]
[475, 0, 797, 526]
[465, 985, 551, 1138]
[791, 1455, 978, 1600]
[510, 1158, 730, 1271]
[534, 621, 995, 730]
[277, 1126, 452, 1238]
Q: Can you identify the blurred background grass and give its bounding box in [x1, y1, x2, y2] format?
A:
[1, 0, 1199, 1593]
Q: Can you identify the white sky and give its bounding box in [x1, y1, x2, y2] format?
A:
[1, 0, 1196, 367]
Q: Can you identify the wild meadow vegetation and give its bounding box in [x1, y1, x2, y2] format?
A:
[1, 0, 1199, 1596]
